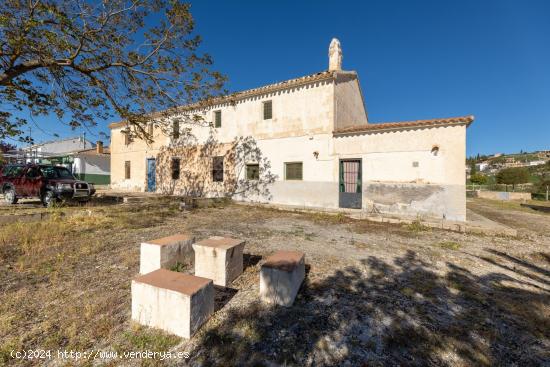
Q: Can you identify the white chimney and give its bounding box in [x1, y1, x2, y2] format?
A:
[329, 38, 343, 71]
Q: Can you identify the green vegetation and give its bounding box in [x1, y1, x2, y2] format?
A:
[437, 241, 461, 250]
[405, 220, 430, 233]
[496, 167, 530, 188]
[470, 173, 488, 185]
[0, 1, 225, 141]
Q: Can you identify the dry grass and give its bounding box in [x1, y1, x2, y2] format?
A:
[0, 198, 549, 366]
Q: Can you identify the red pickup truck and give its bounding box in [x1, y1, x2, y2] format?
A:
[0, 164, 95, 207]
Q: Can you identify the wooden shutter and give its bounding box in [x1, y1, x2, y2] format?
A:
[263, 101, 272, 120]
[125, 161, 131, 179]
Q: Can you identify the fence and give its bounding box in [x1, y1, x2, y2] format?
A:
[466, 183, 533, 192]
[467, 184, 549, 201]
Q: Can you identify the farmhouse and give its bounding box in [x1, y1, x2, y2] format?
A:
[109, 39, 473, 221]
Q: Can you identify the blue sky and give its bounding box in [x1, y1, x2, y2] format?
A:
[22, 0, 550, 157]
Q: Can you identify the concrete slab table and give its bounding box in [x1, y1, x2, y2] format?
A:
[192, 236, 246, 287]
[139, 233, 195, 274]
[131, 269, 214, 338]
[260, 250, 305, 306]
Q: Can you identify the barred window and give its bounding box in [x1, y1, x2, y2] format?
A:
[246, 164, 260, 180]
[212, 156, 224, 182]
[263, 100, 272, 120]
[171, 158, 180, 180]
[285, 162, 302, 180]
[124, 161, 131, 179]
[214, 110, 222, 128]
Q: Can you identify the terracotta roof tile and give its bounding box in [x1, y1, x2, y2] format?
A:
[333, 115, 474, 135]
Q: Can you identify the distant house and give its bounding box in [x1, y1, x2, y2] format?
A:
[475, 162, 489, 172]
[69, 142, 111, 185]
[529, 160, 547, 167]
[23, 136, 95, 162]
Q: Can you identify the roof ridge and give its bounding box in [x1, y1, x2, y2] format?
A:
[109, 70, 344, 128]
[333, 115, 474, 135]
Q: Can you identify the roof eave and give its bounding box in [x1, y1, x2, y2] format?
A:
[333, 117, 474, 136]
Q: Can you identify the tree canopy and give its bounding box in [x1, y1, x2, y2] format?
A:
[0, 0, 226, 142]
[496, 167, 530, 187]
[469, 172, 487, 185]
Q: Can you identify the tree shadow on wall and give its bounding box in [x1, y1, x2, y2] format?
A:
[155, 128, 277, 200]
[184, 250, 549, 367]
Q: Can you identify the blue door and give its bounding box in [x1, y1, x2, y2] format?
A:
[146, 158, 156, 192]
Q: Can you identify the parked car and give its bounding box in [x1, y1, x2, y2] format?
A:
[0, 164, 95, 207]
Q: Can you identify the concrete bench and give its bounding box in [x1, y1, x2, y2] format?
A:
[131, 269, 214, 338]
[260, 251, 305, 306]
[192, 236, 245, 287]
[139, 234, 195, 274]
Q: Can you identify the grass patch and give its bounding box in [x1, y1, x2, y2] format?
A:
[437, 241, 461, 250]
[405, 220, 430, 233]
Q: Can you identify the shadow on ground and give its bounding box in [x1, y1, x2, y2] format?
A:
[186, 250, 549, 366]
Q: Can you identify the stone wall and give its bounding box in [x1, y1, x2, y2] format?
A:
[473, 191, 531, 201]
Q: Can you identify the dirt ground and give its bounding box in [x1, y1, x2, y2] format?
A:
[0, 197, 548, 366]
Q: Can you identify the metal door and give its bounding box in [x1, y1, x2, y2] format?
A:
[146, 158, 156, 192]
[339, 159, 362, 209]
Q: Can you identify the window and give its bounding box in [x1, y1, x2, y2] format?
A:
[40, 166, 74, 179]
[26, 167, 41, 178]
[125, 161, 131, 179]
[285, 162, 302, 180]
[148, 123, 154, 137]
[2, 165, 24, 177]
[214, 110, 222, 128]
[171, 158, 180, 180]
[263, 100, 272, 120]
[124, 132, 130, 145]
[212, 156, 224, 182]
[412, 161, 419, 168]
[172, 119, 180, 139]
[246, 164, 260, 180]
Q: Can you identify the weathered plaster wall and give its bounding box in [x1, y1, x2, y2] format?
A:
[110, 125, 167, 191]
[331, 125, 467, 220]
[110, 78, 335, 191]
[334, 72, 368, 130]
[171, 78, 335, 144]
[73, 154, 110, 184]
[155, 143, 236, 197]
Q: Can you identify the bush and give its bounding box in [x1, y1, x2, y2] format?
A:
[470, 173, 488, 185]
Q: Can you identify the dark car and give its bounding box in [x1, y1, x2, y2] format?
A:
[0, 164, 95, 207]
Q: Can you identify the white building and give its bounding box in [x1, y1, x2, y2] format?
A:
[475, 162, 489, 172]
[24, 136, 95, 162]
[109, 39, 473, 221]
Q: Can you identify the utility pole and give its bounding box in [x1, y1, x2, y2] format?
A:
[546, 185, 549, 201]
[28, 127, 32, 163]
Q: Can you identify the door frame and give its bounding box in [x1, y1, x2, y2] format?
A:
[338, 158, 362, 209]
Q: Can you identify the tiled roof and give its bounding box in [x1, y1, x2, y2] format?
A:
[333, 115, 474, 135]
[109, 71, 340, 129]
[75, 147, 110, 155]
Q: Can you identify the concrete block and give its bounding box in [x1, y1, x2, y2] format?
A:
[140, 234, 195, 274]
[192, 236, 245, 287]
[260, 251, 305, 306]
[131, 269, 214, 338]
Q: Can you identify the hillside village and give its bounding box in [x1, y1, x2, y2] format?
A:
[466, 150, 550, 196]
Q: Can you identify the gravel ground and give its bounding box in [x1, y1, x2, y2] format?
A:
[0, 198, 548, 367]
